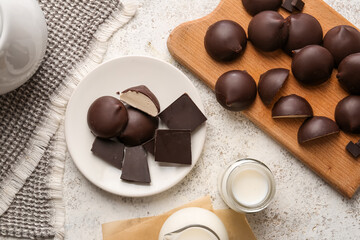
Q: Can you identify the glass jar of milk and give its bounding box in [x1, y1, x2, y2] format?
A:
[218, 158, 276, 213]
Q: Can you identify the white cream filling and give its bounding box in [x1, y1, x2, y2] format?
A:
[120, 91, 158, 116]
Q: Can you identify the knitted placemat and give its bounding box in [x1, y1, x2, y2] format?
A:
[0, 0, 137, 239]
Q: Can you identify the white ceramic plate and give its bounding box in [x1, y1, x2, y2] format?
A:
[65, 56, 206, 197]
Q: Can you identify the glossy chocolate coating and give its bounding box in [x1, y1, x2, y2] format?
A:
[272, 94, 313, 118]
[337, 53, 360, 95]
[258, 68, 289, 106]
[242, 0, 282, 16]
[335, 95, 360, 133]
[121, 146, 151, 183]
[215, 70, 257, 111]
[323, 25, 360, 66]
[248, 11, 287, 52]
[87, 96, 128, 138]
[298, 116, 339, 144]
[291, 45, 334, 85]
[118, 107, 158, 146]
[283, 13, 323, 55]
[204, 20, 247, 61]
[121, 85, 160, 115]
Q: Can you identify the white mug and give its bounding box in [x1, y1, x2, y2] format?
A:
[0, 0, 48, 94]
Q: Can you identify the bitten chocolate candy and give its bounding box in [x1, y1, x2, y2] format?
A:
[215, 70, 257, 111]
[272, 94, 313, 118]
[154, 129, 192, 165]
[291, 45, 334, 85]
[118, 107, 158, 146]
[91, 137, 125, 170]
[204, 20, 247, 61]
[335, 95, 360, 133]
[283, 13, 323, 55]
[337, 53, 360, 95]
[242, 0, 282, 16]
[159, 93, 207, 132]
[298, 116, 339, 144]
[120, 85, 160, 117]
[258, 68, 289, 106]
[121, 146, 150, 183]
[248, 11, 287, 52]
[87, 96, 128, 138]
[323, 25, 360, 66]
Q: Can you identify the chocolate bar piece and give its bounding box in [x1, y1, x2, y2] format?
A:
[91, 137, 125, 170]
[142, 138, 155, 156]
[121, 146, 151, 183]
[281, 0, 294, 12]
[159, 93, 207, 132]
[346, 141, 360, 159]
[155, 129, 192, 165]
[291, 0, 304, 11]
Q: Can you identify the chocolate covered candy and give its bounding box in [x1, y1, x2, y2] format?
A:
[215, 70, 257, 111]
[204, 20, 247, 61]
[159, 93, 207, 132]
[154, 129, 192, 165]
[323, 25, 360, 66]
[118, 107, 158, 146]
[337, 53, 360, 95]
[272, 94, 313, 118]
[120, 85, 160, 117]
[121, 146, 150, 183]
[298, 116, 339, 144]
[91, 137, 125, 170]
[291, 45, 334, 85]
[283, 13, 323, 55]
[87, 96, 128, 138]
[258, 68, 289, 106]
[242, 0, 282, 16]
[335, 95, 360, 134]
[248, 11, 287, 52]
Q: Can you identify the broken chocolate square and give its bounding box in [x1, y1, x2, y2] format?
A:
[121, 146, 151, 183]
[142, 138, 155, 156]
[346, 141, 360, 158]
[154, 129, 192, 165]
[159, 93, 207, 132]
[281, 0, 294, 12]
[291, 0, 304, 11]
[91, 137, 125, 170]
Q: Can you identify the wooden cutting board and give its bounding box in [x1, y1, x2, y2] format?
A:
[167, 0, 360, 198]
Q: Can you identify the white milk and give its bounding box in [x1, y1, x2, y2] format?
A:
[174, 227, 218, 240]
[231, 167, 270, 207]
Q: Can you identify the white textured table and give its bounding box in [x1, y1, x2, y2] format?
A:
[64, 0, 360, 239]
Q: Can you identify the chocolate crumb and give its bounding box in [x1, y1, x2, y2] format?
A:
[346, 141, 360, 159]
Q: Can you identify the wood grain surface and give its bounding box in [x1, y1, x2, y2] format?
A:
[167, 0, 360, 198]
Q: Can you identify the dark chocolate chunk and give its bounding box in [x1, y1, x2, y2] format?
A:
[283, 13, 323, 55]
[87, 96, 128, 138]
[142, 138, 155, 156]
[335, 95, 360, 134]
[346, 141, 360, 158]
[204, 20, 247, 61]
[91, 137, 125, 170]
[121, 146, 151, 183]
[323, 25, 360, 67]
[159, 93, 207, 132]
[298, 116, 339, 144]
[118, 107, 158, 146]
[215, 70, 257, 111]
[242, 0, 282, 16]
[281, 0, 294, 12]
[120, 85, 160, 117]
[154, 129, 192, 165]
[337, 53, 360, 95]
[248, 11, 287, 52]
[291, 0, 304, 11]
[258, 68, 289, 106]
[291, 45, 334, 85]
[272, 94, 313, 118]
